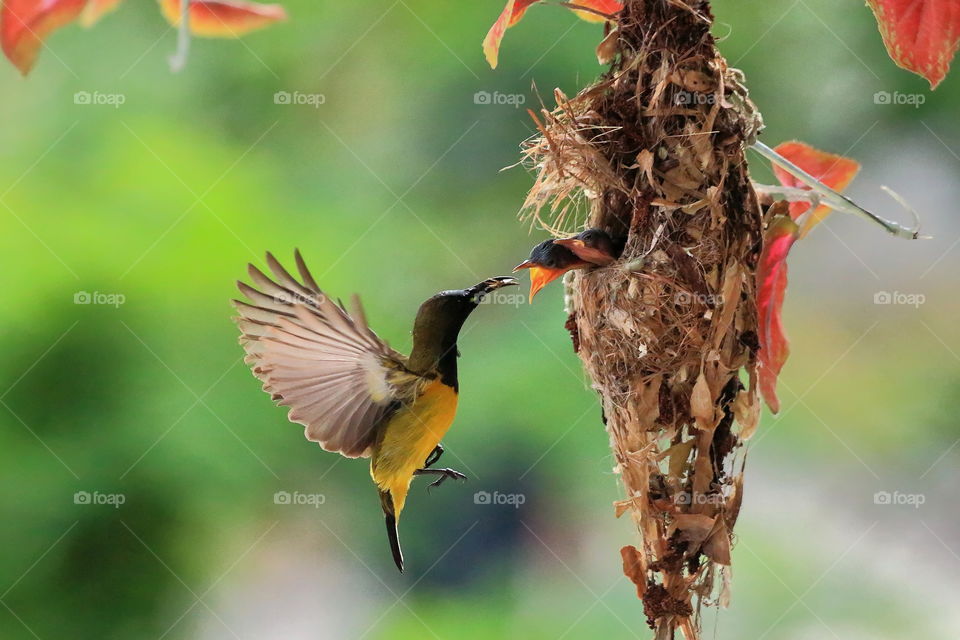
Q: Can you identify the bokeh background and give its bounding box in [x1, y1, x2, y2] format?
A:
[1, 1, 958, 638]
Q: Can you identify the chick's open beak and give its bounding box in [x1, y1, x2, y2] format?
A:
[517, 265, 568, 300]
[513, 260, 534, 272]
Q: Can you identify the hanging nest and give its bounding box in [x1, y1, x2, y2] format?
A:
[520, 1, 768, 637]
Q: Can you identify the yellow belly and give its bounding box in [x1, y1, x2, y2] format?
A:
[370, 379, 458, 516]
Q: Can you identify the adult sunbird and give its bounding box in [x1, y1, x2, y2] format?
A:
[232, 250, 517, 572]
[514, 228, 624, 299]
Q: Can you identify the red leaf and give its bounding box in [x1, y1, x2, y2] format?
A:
[1, 0, 87, 75]
[568, 0, 622, 23]
[159, 0, 287, 37]
[756, 215, 799, 414]
[80, 0, 125, 26]
[482, 0, 537, 69]
[483, 0, 621, 69]
[772, 141, 860, 238]
[867, 0, 960, 89]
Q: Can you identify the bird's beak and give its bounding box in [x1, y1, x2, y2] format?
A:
[553, 238, 616, 266]
[524, 265, 568, 300]
[467, 276, 519, 296]
[513, 260, 534, 272]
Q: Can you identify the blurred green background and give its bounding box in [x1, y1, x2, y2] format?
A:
[1, 1, 958, 638]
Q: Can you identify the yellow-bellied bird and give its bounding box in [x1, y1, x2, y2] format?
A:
[513, 229, 623, 299]
[233, 251, 517, 572]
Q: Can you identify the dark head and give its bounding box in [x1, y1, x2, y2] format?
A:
[406, 277, 518, 385]
[553, 228, 619, 266]
[513, 239, 587, 300]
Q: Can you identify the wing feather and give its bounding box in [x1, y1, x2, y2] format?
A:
[265, 252, 317, 301]
[234, 251, 415, 458]
[294, 249, 323, 292]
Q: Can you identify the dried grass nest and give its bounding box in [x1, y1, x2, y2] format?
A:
[516, 4, 768, 636]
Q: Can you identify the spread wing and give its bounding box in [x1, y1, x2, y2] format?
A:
[233, 250, 415, 458]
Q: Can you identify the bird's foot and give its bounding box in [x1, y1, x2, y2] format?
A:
[423, 444, 443, 468]
[414, 467, 466, 490]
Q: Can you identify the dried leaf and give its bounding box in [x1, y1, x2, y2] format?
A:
[732, 389, 759, 440]
[596, 24, 618, 64]
[159, 0, 287, 37]
[719, 566, 732, 608]
[690, 370, 714, 429]
[632, 374, 661, 430]
[483, 0, 621, 69]
[634, 148, 655, 185]
[712, 262, 742, 349]
[690, 453, 714, 511]
[663, 439, 694, 478]
[756, 215, 799, 413]
[1, 0, 86, 75]
[671, 513, 716, 549]
[867, 0, 960, 89]
[621, 544, 646, 598]
[613, 498, 634, 518]
[724, 475, 744, 531]
[703, 518, 731, 565]
[772, 141, 860, 238]
[669, 68, 716, 93]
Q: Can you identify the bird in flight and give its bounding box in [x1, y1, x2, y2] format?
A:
[233, 250, 517, 572]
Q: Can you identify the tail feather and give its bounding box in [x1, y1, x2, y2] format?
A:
[379, 490, 403, 572]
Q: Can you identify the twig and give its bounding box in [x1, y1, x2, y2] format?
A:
[751, 140, 925, 239]
[556, 2, 618, 21]
[168, 0, 191, 73]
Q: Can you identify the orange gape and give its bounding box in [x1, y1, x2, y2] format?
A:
[525, 264, 583, 299]
[514, 231, 620, 300]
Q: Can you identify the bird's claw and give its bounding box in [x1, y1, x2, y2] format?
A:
[414, 467, 467, 492]
[424, 444, 444, 468]
[429, 468, 466, 489]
